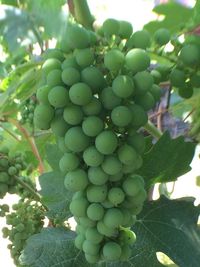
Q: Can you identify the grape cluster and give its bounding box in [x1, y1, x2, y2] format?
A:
[34, 18, 162, 263]
[20, 95, 37, 126]
[2, 199, 44, 266]
[0, 147, 27, 198]
[0, 203, 9, 217]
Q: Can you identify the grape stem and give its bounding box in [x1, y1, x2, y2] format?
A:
[7, 118, 45, 174]
[68, 0, 94, 30]
[143, 120, 163, 139]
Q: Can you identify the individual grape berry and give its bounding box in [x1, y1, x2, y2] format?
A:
[69, 197, 89, 217]
[122, 174, 144, 197]
[43, 48, 64, 61]
[118, 144, 138, 165]
[154, 28, 170, 46]
[101, 155, 122, 175]
[88, 166, 109, 185]
[51, 115, 70, 137]
[85, 253, 100, 264]
[127, 30, 151, 49]
[75, 234, 85, 250]
[128, 104, 148, 127]
[125, 48, 150, 72]
[69, 83, 92, 105]
[134, 71, 154, 95]
[62, 56, 79, 69]
[97, 220, 117, 237]
[86, 184, 108, 202]
[178, 86, 193, 99]
[63, 105, 84, 125]
[179, 44, 200, 66]
[66, 24, 90, 49]
[103, 208, 123, 228]
[36, 85, 51, 104]
[149, 84, 162, 102]
[102, 18, 120, 36]
[120, 245, 132, 261]
[8, 166, 17, 176]
[59, 152, 79, 173]
[104, 49, 124, 72]
[34, 104, 54, 129]
[87, 203, 105, 221]
[127, 132, 145, 154]
[48, 86, 69, 108]
[79, 217, 96, 227]
[82, 96, 102, 115]
[95, 130, 118, 155]
[0, 172, 10, 183]
[82, 240, 100, 255]
[82, 116, 104, 137]
[42, 58, 61, 75]
[83, 146, 104, 167]
[119, 229, 136, 245]
[151, 69, 162, 84]
[169, 68, 186, 87]
[118, 20, 133, 39]
[135, 92, 155, 111]
[112, 75, 134, 98]
[46, 69, 63, 87]
[190, 74, 200, 88]
[85, 227, 103, 244]
[108, 187, 125, 205]
[64, 169, 88, 192]
[111, 105, 132, 127]
[102, 241, 122, 261]
[65, 126, 90, 152]
[100, 87, 122, 110]
[61, 67, 80, 86]
[75, 48, 94, 68]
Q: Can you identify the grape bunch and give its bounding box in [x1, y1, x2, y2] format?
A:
[2, 199, 44, 266]
[0, 203, 9, 217]
[0, 146, 27, 198]
[20, 95, 37, 126]
[34, 18, 162, 263]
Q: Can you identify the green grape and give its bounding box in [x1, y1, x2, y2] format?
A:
[102, 18, 120, 36]
[101, 155, 122, 175]
[81, 66, 106, 93]
[79, 217, 96, 227]
[1, 204, 9, 212]
[85, 227, 103, 244]
[125, 48, 150, 72]
[154, 28, 170, 46]
[65, 126, 90, 152]
[122, 174, 144, 196]
[87, 203, 105, 221]
[88, 166, 109, 185]
[119, 229, 136, 245]
[88, 30, 97, 45]
[100, 87, 122, 110]
[190, 74, 200, 87]
[76, 224, 86, 235]
[121, 209, 133, 227]
[43, 48, 64, 61]
[59, 152, 79, 173]
[48, 86, 69, 108]
[127, 132, 145, 154]
[75, 234, 85, 250]
[36, 85, 51, 105]
[111, 105, 132, 127]
[57, 137, 70, 153]
[169, 68, 185, 87]
[135, 92, 155, 110]
[62, 56, 79, 69]
[0, 172, 9, 183]
[46, 69, 63, 87]
[61, 67, 80, 86]
[63, 104, 83, 125]
[75, 48, 94, 68]
[83, 146, 104, 167]
[104, 49, 124, 72]
[102, 241, 122, 261]
[128, 104, 148, 127]
[128, 188, 147, 206]
[112, 75, 134, 98]
[85, 253, 100, 264]
[82, 116, 104, 137]
[118, 20, 133, 39]
[97, 220, 117, 237]
[179, 44, 200, 66]
[64, 169, 88, 192]
[42, 58, 61, 75]
[120, 245, 132, 261]
[108, 187, 125, 205]
[86, 184, 107, 202]
[0, 158, 9, 168]
[178, 86, 193, 99]
[155, 64, 171, 82]
[109, 172, 123, 182]
[95, 130, 118, 155]
[69, 197, 89, 217]
[103, 208, 123, 228]
[151, 69, 162, 84]
[8, 166, 17, 176]
[82, 240, 100, 255]
[149, 84, 162, 102]
[34, 104, 54, 129]
[118, 144, 138, 165]
[127, 30, 151, 49]
[66, 25, 90, 49]
[101, 199, 114, 208]
[69, 83, 92, 105]
[82, 96, 102, 115]
[134, 71, 154, 95]
[16, 223, 25, 232]
[51, 115, 69, 137]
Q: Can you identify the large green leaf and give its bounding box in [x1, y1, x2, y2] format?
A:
[39, 171, 72, 221]
[20, 227, 90, 267]
[45, 144, 63, 171]
[130, 197, 200, 267]
[138, 131, 195, 187]
[144, 2, 193, 34]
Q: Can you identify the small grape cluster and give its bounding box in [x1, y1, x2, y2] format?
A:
[0, 203, 9, 217]
[2, 199, 44, 266]
[20, 95, 37, 126]
[34, 18, 162, 263]
[0, 147, 27, 198]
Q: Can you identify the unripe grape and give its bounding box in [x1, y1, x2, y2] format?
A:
[102, 18, 120, 36]
[102, 241, 122, 261]
[125, 48, 150, 72]
[82, 97, 102, 115]
[119, 229, 136, 245]
[127, 30, 151, 49]
[129, 104, 148, 127]
[75, 48, 94, 68]
[190, 74, 200, 88]
[69, 197, 89, 217]
[36, 85, 51, 104]
[34, 104, 54, 128]
[62, 56, 79, 69]
[108, 187, 125, 205]
[120, 245, 132, 261]
[51, 115, 70, 137]
[75, 234, 85, 250]
[88, 166, 109, 185]
[154, 28, 170, 46]
[111, 105, 132, 127]
[61, 67, 80, 86]
[86, 184, 107, 202]
[0, 172, 9, 183]
[63, 105, 83, 125]
[134, 71, 154, 95]
[151, 69, 162, 84]
[64, 169, 88, 192]
[112, 75, 134, 98]
[118, 144, 138, 165]
[82, 116, 104, 137]
[85, 253, 100, 264]
[65, 126, 90, 152]
[179, 44, 200, 66]
[66, 25, 90, 49]
[135, 92, 155, 111]
[69, 83, 92, 105]
[122, 174, 144, 197]
[103, 208, 123, 228]
[97, 221, 117, 237]
[100, 87, 122, 110]
[47, 69, 63, 87]
[82, 240, 100, 256]
[79, 217, 96, 227]
[95, 130, 118, 155]
[87, 203, 105, 221]
[178, 86, 193, 99]
[149, 84, 162, 102]
[43, 48, 64, 61]
[101, 155, 122, 175]
[127, 132, 145, 154]
[118, 20, 133, 39]
[48, 86, 69, 108]
[104, 49, 124, 72]
[59, 152, 79, 173]
[42, 58, 61, 75]
[83, 146, 104, 167]
[169, 68, 186, 87]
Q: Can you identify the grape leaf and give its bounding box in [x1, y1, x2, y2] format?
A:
[144, 2, 193, 34]
[138, 131, 195, 187]
[45, 144, 63, 171]
[39, 171, 72, 221]
[129, 196, 200, 267]
[20, 227, 90, 267]
[193, 0, 200, 25]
